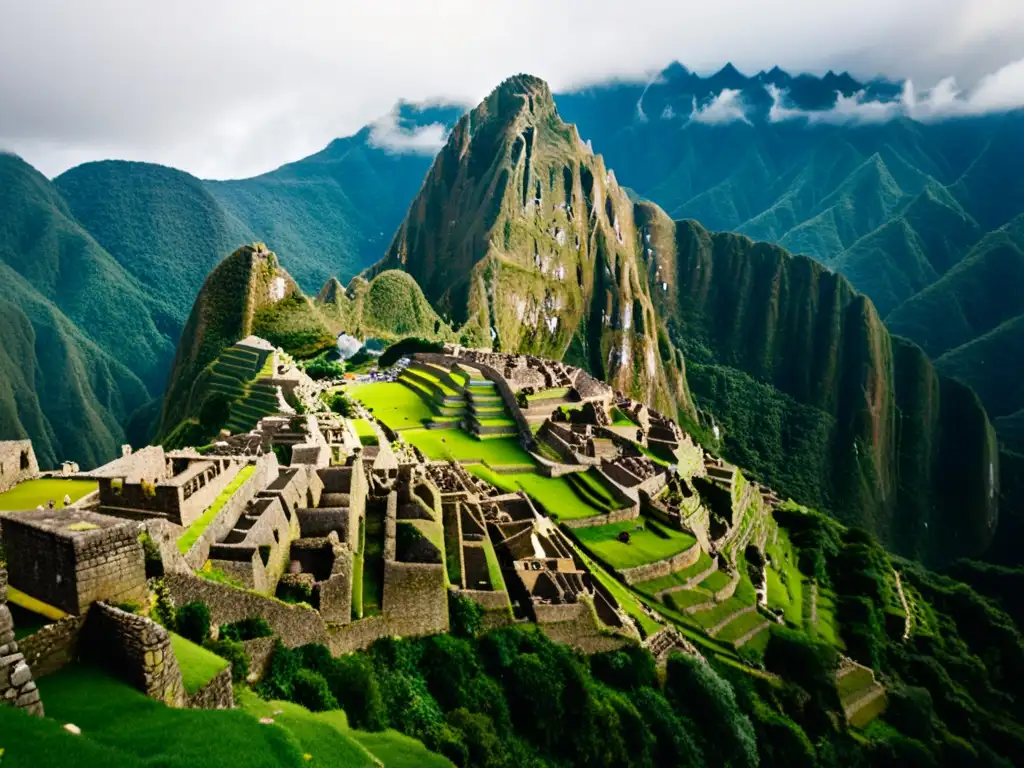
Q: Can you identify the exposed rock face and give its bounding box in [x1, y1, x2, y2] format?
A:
[367, 74, 998, 563]
[367, 75, 693, 418]
[641, 212, 999, 563]
[0, 569, 44, 717]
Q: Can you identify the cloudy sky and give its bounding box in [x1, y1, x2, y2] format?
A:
[2, 0, 1023, 179]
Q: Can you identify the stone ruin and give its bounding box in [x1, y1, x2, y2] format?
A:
[0, 568, 43, 717]
[0, 440, 38, 494]
[2, 508, 147, 616]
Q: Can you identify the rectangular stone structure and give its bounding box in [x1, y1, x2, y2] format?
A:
[2, 509, 147, 615]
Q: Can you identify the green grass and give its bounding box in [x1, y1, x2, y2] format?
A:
[692, 597, 751, 630]
[467, 465, 607, 521]
[349, 381, 436, 430]
[351, 730, 455, 768]
[714, 610, 768, 646]
[815, 587, 844, 648]
[482, 536, 506, 592]
[699, 569, 732, 593]
[632, 550, 714, 598]
[177, 464, 256, 554]
[29, 665, 311, 768]
[765, 529, 804, 627]
[573, 517, 697, 570]
[170, 632, 229, 694]
[610, 407, 637, 427]
[665, 589, 713, 612]
[403, 428, 534, 466]
[404, 367, 459, 396]
[838, 667, 877, 702]
[8, 585, 68, 621]
[566, 469, 630, 511]
[350, 418, 379, 446]
[526, 387, 570, 401]
[0, 479, 97, 511]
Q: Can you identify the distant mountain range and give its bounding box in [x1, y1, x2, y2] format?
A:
[0, 63, 1021, 559]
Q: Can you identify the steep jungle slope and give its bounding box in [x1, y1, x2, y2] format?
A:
[0, 154, 176, 394]
[55, 160, 253, 327]
[158, 243, 333, 439]
[637, 209, 999, 563]
[367, 75, 692, 417]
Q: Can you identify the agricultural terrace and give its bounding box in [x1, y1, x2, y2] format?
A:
[170, 633, 230, 694]
[467, 466, 615, 522]
[348, 382, 435, 431]
[0, 479, 97, 511]
[177, 465, 256, 554]
[573, 517, 697, 570]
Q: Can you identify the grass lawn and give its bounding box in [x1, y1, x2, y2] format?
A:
[526, 387, 570, 401]
[699, 569, 732, 593]
[715, 609, 768, 646]
[349, 381, 435, 431]
[177, 464, 255, 554]
[692, 597, 751, 630]
[350, 418, 379, 446]
[567, 470, 630, 511]
[633, 551, 714, 599]
[815, 587, 844, 649]
[573, 517, 697, 570]
[665, 588, 713, 612]
[0, 479, 97, 511]
[482, 536, 506, 592]
[765, 529, 804, 627]
[170, 633, 229, 694]
[404, 367, 459, 396]
[404, 428, 534, 466]
[31, 665, 311, 768]
[467, 465, 606, 521]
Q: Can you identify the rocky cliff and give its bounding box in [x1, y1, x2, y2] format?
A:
[367, 75, 692, 418]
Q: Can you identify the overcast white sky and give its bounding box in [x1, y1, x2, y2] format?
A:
[1, 0, 1023, 179]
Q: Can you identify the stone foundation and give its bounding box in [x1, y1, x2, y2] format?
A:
[186, 666, 234, 709]
[18, 615, 86, 678]
[0, 570, 43, 716]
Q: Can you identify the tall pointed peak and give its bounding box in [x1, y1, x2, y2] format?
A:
[317, 276, 346, 305]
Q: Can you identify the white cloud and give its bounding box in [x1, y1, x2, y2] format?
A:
[0, 0, 1022, 177]
[769, 56, 1024, 124]
[689, 89, 751, 125]
[367, 108, 450, 154]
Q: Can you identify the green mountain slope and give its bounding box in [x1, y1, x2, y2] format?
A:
[0, 154, 175, 393]
[55, 160, 253, 326]
[640, 213, 998, 562]
[367, 75, 692, 416]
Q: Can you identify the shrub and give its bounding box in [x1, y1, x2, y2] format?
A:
[151, 578, 176, 628]
[590, 646, 659, 692]
[175, 601, 211, 644]
[304, 354, 345, 381]
[199, 392, 233, 432]
[292, 668, 338, 712]
[446, 708, 502, 768]
[665, 652, 758, 768]
[204, 638, 250, 683]
[324, 391, 355, 417]
[258, 642, 300, 700]
[113, 601, 140, 614]
[138, 531, 163, 579]
[219, 617, 274, 643]
[379, 337, 444, 368]
[325, 654, 387, 731]
[448, 591, 483, 639]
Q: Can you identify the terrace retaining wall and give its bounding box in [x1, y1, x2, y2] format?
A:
[182, 454, 278, 571]
[18, 615, 86, 678]
[618, 541, 703, 586]
[81, 602, 186, 708]
[561, 504, 639, 529]
[187, 666, 234, 709]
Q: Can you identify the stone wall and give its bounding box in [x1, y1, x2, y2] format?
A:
[18, 616, 86, 678]
[382, 561, 448, 638]
[186, 666, 234, 709]
[243, 636, 278, 681]
[182, 454, 278, 570]
[0, 569, 44, 716]
[536, 600, 634, 654]
[81, 602, 186, 708]
[87, 446, 167, 484]
[3, 512, 147, 615]
[561, 503, 639, 530]
[165, 572, 329, 648]
[618, 541, 702, 586]
[0, 440, 38, 494]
